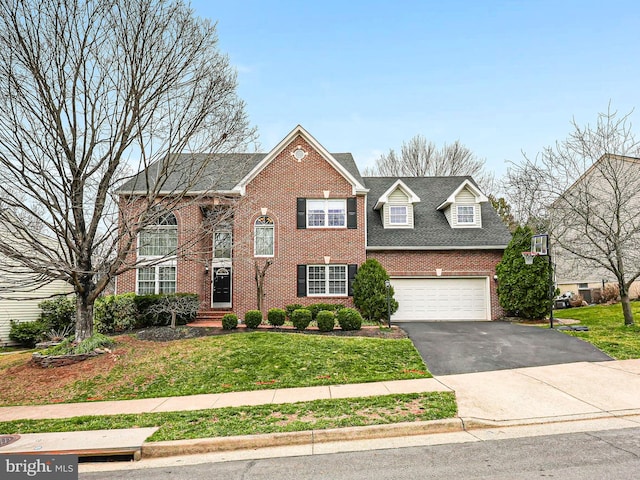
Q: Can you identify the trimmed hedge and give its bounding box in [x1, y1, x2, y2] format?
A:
[39, 296, 76, 332]
[94, 293, 138, 334]
[291, 308, 312, 331]
[337, 308, 363, 331]
[267, 308, 286, 327]
[285, 304, 304, 319]
[244, 310, 263, 329]
[96, 293, 199, 333]
[222, 313, 238, 330]
[316, 310, 336, 332]
[306, 303, 345, 320]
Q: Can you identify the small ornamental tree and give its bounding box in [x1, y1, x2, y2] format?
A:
[496, 225, 552, 319]
[352, 259, 398, 322]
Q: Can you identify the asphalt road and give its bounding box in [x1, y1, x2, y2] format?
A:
[399, 321, 613, 375]
[80, 426, 640, 480]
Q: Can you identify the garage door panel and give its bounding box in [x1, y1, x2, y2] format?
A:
[392, 278, 488, 321]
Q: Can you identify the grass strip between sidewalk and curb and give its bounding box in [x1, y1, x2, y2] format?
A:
[0, 392, 456, 442]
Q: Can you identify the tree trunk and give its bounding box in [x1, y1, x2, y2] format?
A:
[620, 288, 634, 326]
[254, 260, 272, 314]
[75, 293, 95, 342]
[171, 311, 177, 329]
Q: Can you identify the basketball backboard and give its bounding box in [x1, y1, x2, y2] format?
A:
[531, 234, 548, 256]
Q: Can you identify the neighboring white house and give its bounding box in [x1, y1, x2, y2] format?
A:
[0, 281, 73, 346]
[0, 217, 73, 346]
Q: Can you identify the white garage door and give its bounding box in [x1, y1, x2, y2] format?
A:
[391, 277, 489, 321]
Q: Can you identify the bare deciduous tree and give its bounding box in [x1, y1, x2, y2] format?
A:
[0, 0, 256, 340]
[364, 135, 495, 190]
[506, 108, 640, 325]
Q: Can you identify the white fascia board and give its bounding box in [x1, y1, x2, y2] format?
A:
[366, 244, 508, 251]
[234, 125, 366, 194]
[373, 179, 421, 210]
[436, 179, 489, 210]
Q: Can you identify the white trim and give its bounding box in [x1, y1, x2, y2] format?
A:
[388, 205, 409, 226]
[373, 179, 421, 210]
[306, 264, 349, 297]
[366, 245, 508, 251]
[136, 262, 177, 295]
[436, 179, 488, 210]
[306, 199, 347, 229]
[234, 125, 368, 196]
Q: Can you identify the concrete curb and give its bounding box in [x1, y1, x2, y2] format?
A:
[140, 411, 640, 460]
[141, 418, 464, 459]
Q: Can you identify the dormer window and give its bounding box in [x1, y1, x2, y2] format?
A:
[389, 205, 408, 225]
[373, 180, 420, 230]
[457, 205, 475, 224]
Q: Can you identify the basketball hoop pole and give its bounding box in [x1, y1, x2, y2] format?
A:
[522, 234, 554, 329]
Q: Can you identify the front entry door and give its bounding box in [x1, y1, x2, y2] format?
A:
[212, 267, 232, 307]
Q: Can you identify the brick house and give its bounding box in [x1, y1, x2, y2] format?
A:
[116, 125, 512, 321]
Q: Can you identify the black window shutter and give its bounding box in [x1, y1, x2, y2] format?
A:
[348, 264, 358, 296]
[297, 264, 307, 297]
[297, 198, 306, 229]
[347, 197, 357, 229]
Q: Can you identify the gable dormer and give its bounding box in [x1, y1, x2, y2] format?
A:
[437, 179, 488, 228]
[373, 180, 421, 229]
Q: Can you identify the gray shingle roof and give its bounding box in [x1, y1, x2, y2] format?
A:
[364, 176, 512, 248]
[118, 152, 363, 193]
[118, 153, 265, 193]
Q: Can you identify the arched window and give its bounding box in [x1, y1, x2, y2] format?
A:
[138, 211, 178, 257]
[254, 215, 274, 257]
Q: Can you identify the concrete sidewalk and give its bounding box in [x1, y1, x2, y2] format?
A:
[2, 359, 640, 461]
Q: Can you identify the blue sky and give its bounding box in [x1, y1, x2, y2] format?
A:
[191, 0, 640, 179]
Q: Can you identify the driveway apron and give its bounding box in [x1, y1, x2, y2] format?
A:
[400, 321, 613, 375]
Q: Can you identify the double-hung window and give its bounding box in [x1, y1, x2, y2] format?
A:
[389, 205, 408, 225]
[137, 265, 176, 294]
[457, 205, 475, 225]
[307, 265, 347, 296]
[307, 199, 346, 228]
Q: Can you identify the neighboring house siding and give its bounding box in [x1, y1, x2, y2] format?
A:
[367, 249, 504, 320]
[232, 135, 366, 318]
[0, 280, 72, 346]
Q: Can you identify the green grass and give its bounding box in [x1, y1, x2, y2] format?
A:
[553, 302, 640, 359]
[75, 333, 428, 401]
[0, 332, 430, 406]
[0, 392, 456, 441]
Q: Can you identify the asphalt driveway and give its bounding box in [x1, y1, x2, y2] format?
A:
[400, 321, 613, 375]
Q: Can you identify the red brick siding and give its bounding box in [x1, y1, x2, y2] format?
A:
[367, 250, 505, 320]
[116, 135, 366, 319]
[232, 136, 366, 318]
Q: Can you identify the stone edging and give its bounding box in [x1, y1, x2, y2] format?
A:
[31, 351, 101, 368]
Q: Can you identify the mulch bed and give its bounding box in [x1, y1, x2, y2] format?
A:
[136, 324, 408, 342]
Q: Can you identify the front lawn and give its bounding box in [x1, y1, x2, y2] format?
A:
[553, 302, 640, 359]
[0, 392, 456, 441]
[0, 332, 429, 406]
